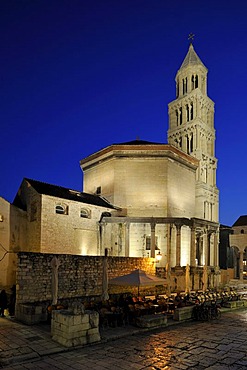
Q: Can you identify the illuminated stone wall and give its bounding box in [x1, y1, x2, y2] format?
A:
[0, 197, 16, 288]
[16, 252, 156, 305]
[11, 179, 114, 255]
[81, 145, 197, 219]
[40, 195, 111, 255]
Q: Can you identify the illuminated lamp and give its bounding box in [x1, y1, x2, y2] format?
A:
[156, 251, 162, 262]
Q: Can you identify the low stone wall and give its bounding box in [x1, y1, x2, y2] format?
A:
[15, 252, 157, 324]
[15, 303, 47, 325]
[136, 314, 167, 328]
[223, 300, 247, 309]
[173, 306, 194, 321]
[173, 300, 247, 322]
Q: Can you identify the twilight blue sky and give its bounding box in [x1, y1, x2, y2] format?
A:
[1, 0, 247, 226]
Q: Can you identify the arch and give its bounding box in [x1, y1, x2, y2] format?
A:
[183, 77, 187, 94]
[80, 208, 91, 219]
[55, 204, 68, 215]
[179, 107, 182, 124]
[195, 75, 198, 88]
[192, 74, 198, 90]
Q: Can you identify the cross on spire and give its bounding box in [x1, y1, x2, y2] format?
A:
[188, 33, 195, 44]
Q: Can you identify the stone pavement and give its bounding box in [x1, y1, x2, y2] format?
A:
[1, 308, 247, 369]
[0, 313, 171, 368]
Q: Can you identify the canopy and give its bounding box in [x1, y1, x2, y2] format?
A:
[109, 269, 166, 294]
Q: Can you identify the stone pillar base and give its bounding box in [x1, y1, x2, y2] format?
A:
[51, 309, 100, 348]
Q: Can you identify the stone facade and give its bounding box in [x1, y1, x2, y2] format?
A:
[0, 197, 12, 287]
[230, 216, 247, 283]
[0, 198, 26, 288]
[12, 178, 115, 255]
[168, 44, 219, 223]
[79, 44, 220, 279]
[81, 145, 198, 218]
[15, 252, 155, 304]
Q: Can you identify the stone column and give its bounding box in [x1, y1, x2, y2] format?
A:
[239, 249, 244, 282]
[97, 223, 102, 255]
[190, 226, 196, 266]
[188, 74, 192, 92]
[150, 222, 156, 258]
[167, 224, 171, 265]
[175, 223, 182, 267]
[206, 232, 211, 266]
[102, 223, 107, 255]
[99, 223, 106, 255]
[213, 232, 218, 267]
[124, 222, 130, 257]
[182, 133, 187, 152]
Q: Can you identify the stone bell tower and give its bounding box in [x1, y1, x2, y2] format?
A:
[167, 42, 219, 222]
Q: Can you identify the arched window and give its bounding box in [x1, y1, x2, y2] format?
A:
[186, 104, 189, 121]
[187, 135, 190, 154]
[192, 74, 199, 89]
[241, 229, 245, 234]
[190, 103, 193, 120]
[179, 107, 182, 124]
[195, 75, 198, 88]
[80, 208, 91, 219]
[55, 204, 68, 215]
[183, 78, 187, 94]
[191, 134, 193, 152]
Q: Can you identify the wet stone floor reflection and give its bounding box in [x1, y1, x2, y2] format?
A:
[5, 309, 247, 369]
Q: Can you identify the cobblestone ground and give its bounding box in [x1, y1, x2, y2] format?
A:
[4, 309, 247, 370]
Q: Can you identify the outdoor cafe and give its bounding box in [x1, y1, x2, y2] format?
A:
[81, 269, 244, 329]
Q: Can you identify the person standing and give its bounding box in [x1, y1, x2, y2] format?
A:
[9, 285, 16, 316]
[0, 290, 8, 317]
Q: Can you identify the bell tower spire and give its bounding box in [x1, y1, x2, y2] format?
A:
[167, 41, 219, 222]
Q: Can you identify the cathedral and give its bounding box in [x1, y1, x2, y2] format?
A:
[0, 43, 220, 292]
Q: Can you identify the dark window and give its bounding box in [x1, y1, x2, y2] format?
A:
[187, 136, 190, 154]
[80, 208, 90, 218]
[195, 75, 198, 88]
[176, 110, 179, 125]
[186, 104, 190, 121]
[179, 107, 182, 124]
[146, 236, 158, 250]
[55, 205, 68, 215]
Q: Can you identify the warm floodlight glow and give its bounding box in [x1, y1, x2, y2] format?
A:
[156, 251, 162, 262]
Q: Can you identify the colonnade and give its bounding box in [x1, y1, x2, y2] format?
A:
[149, 219, 218, 268]
[100, 216, 219, 269]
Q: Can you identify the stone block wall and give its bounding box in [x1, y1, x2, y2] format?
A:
[51, 308, 100, 347]
[40, 195, 110, 255]
[16, 252, 156, 306]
